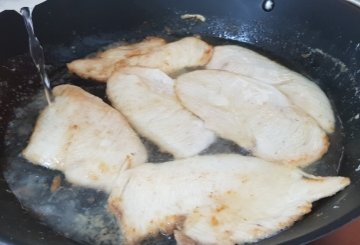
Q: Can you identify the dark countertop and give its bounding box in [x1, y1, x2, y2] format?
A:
[312, 218, 360, 245]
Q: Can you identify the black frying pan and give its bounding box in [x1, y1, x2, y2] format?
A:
[0, 0, 360, 244]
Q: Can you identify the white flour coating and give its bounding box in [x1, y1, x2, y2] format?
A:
[181, 14, 206, 22]
[0, 0, 46, 12]
[309, 48, 349, 74]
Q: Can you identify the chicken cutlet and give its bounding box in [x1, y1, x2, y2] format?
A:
[176, 70, 329, 167]
[22, 84, 147, 192]
[113, 36, 213, 75]
[277, 77, 335, 133]
[107, 67, 216, 158]
[67, 37, 166, 82]
[108, 154, 349, 245]
[206, 45, 335, 133]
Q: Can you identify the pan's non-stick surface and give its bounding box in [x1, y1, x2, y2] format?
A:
[0, 0, 359, 245]
[0, 36, 347, 245]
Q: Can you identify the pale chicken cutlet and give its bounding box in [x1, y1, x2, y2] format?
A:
[113, 36, 213, 75]
[67, 37, 166, 82]
[207, 45, 335, 133]
[108, 154, 349, 245]
[68, 36, 213, 82]
[176, 70, 329, 167]
[22, 84, 147, 192]
[107, 66, 216, 159]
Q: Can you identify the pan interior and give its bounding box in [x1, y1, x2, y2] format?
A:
[1, 34, 346, 245]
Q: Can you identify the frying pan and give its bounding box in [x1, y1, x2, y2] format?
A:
[0, 0, 360, 244]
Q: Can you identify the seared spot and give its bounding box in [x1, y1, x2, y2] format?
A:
[89, 173, 99, 181]
[226, 190, 236, 195]
[98, 162, 109, 173]
[302, 176, 325, 182]
[108, 198, 123, 219]
[321, 135, 330, 154]
[276, 203, 313, 230]
[201, 47, 214, 64]
[174, 230, 197, 245]
[215, 204, 227, 212]
[158, 215, 187, 234]
[211, 216, 219, 226]
[50, 175, 61, 192]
